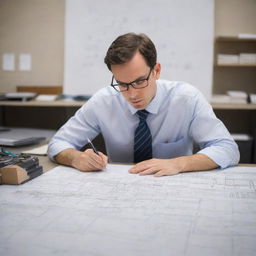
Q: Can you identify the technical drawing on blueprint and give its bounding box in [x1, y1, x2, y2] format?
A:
[0, 164, 256, 256]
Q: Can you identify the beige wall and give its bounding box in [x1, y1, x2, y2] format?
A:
[215, 0, 256, 36]
[0, 0, 64, 93]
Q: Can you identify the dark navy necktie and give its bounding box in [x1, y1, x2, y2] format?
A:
[134, 110, 152, 163]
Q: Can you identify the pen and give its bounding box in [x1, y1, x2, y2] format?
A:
[87, 138, 99, 155]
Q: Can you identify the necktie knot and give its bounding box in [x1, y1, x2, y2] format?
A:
[136, 110, 149, 121]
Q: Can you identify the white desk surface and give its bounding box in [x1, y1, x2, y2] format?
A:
[0, 164, 256, 256]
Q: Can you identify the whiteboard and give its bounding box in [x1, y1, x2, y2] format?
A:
[64, 0, 214, 99]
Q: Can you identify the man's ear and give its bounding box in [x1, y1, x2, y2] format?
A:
[154, 62, 161, 80]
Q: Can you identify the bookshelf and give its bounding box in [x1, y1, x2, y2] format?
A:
[213, 36, 256, 95]
[212, 36, 256, 163]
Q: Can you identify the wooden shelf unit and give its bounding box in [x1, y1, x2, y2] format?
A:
[211, 103, 256, 110]
[217, 36, 256, 42]
[212, 36, 256, 163]
[216, 63, 256, 67]
[213, 36, 256, 95]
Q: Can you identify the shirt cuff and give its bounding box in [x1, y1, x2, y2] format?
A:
[47, 140, 76, 162]
[197, 145, 240, 169]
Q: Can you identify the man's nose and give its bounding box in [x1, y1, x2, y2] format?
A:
[127, 86, 139, 97]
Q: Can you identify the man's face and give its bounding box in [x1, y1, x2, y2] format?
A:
[111, 52, 161, 110]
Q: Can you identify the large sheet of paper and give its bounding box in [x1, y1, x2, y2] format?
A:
[0, 164, 256, 256]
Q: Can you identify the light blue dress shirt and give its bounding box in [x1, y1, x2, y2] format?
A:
[48, 80, 240, 168]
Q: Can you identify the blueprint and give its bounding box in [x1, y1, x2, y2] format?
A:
[0, 164, 256, 256]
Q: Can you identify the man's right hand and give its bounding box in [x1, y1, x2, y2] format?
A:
[55, 148, 108, 172]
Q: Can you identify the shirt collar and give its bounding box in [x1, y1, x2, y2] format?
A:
[126, 80, 164, 115]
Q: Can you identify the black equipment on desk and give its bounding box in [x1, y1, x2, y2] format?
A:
[0, 148, 43, 185]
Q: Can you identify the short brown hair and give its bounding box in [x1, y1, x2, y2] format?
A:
[104, 33, 157, 70]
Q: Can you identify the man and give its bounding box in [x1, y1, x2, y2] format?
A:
[48, 33, 239, 177]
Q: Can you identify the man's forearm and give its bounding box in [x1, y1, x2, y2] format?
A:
[55, 148, 82, 167]
[129, 153, 219, 177]
[175, 153, 219, 173]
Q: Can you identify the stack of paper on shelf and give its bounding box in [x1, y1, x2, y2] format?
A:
[211, 91, 249, 104]
[4, 92, 37, 101]
[239, 53, 256, 64]
[231, 133, 252, 141]
[217, 54, 239, 65]
[35, 94, 58, 101]
[227, 90, 248, 104]
[238, 33, 256, 39]
[211, 94, 231, 103]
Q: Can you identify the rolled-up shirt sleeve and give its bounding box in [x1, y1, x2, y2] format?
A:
[189, 91, 240, 169]
[47, 98, 100, 161]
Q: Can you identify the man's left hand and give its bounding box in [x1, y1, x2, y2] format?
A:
[128, 158, 184, 177]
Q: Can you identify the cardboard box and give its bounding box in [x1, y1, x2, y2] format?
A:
[0, 165, 29, 185]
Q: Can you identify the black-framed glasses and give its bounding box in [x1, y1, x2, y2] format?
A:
[111, 69, 152, 92]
